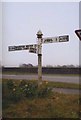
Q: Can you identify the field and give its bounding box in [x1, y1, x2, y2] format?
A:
[2, 79, 80, 119]
[2, 67, 80, 75]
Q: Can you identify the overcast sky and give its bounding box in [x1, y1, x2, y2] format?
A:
[2, 2, 80, 67]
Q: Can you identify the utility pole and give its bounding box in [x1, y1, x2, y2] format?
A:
[36, 30, 43, 86]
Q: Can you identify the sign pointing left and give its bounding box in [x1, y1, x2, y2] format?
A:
[8, 44, 37, 52]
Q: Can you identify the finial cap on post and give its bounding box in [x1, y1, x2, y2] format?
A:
[36, 30, 43, 38]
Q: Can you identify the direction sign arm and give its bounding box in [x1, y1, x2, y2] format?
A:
[8, 44, 37, 51]
[42, 35, 69, 44]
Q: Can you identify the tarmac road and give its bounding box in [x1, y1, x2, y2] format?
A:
[2, 74, 80, 84]
[53, 88, 81, 94]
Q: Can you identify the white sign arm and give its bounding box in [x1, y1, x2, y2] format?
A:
[42, 35, 69, 44]
[8, 44, 37, 51]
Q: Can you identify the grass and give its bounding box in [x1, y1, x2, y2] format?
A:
[3, 71, 79, 76]
[45, 81, 80, 89]
[2, 78, 81, 89]
[3, 92, 80, 118]
[2, 79, 80, 118]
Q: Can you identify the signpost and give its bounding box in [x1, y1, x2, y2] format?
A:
[75, 29, 81, 41]
[36, 30, 43, 86]
[8, 30, 69, 86]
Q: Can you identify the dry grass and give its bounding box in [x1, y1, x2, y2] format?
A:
[2, 79, 80, 118]
[3, 92, 80, 118]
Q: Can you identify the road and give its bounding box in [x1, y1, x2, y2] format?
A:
[1, 74, 80, 84]
[53, 88, 81, 94]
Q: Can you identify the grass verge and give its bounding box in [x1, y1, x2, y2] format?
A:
[2, 79, 80, 118]
[2, 78, 81, 89]
[3, 93, 80, 118]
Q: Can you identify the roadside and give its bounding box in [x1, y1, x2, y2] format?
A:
[53, 88, 80, 94]
[2, 79, 81, 94]
[2, 74, 79, 84]
[2, 78, 80, 118]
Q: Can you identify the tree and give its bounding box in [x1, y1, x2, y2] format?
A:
[19, 63, 33, 68]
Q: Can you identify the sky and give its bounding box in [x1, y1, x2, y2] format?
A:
[1, 2, 80, 67]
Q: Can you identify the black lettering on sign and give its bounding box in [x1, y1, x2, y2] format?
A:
[44, 39, 53, 43]
[14, 45, 30, 50]
[29, 48, 37, 53]
[8, 44, 37, 51]
[17, 46, 22, 50]
[15, 46, 20, 50]
[29, 45, 33, 48]
[26, 45, 29, 49]
[8, 46, 15, 51]
[59, 36, 68, 42]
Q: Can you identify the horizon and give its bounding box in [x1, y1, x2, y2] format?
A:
[1, 64, 80, 68]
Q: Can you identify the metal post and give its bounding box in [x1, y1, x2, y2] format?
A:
[36, 30, 43, 86]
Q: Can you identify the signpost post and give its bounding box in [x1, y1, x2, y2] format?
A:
[36, 30, 43, 86]
[8, 30, 69, 86]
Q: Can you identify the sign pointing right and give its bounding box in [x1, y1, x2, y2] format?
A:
[42, 35, 69, 44]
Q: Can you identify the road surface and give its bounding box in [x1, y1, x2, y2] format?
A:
[1, 74, 80, 84]
[53, 88, 81, 94]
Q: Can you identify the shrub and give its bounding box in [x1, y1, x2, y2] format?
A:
[23, 83, 38, 98]
[8, 87, 24, 102]
[21, 81, 53, 98]
[5, 80, 53, 101]
[19, 80, 27, 88]
[6, 80, 24, 102]
[7, 80, 14, 90]
[38, 86, 53, 98]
